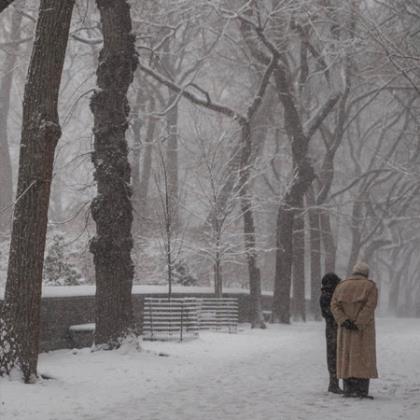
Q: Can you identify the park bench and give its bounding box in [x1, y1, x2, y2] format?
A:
[68, 323, 95, 348]
[142, 296, 239, 341]
[142, 297, 200, 341]
[197, 297, 238, 333]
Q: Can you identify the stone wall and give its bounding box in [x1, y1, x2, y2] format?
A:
[36, 292, 273, 351]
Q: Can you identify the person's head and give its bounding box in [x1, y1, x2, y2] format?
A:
[352, 261, 369, 278]
[321, 272, 341, 291]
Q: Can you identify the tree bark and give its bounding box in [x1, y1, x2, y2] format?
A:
[239, 122, 265, 328]
[272, 204, 295, 323]
[90, 0, 138, 348]
[0, 6, 23, 232]
[270, 62, 317, 323]
[0, 0, 74, 381]
[292, 205, 306, 321]
[306, 187, 322, 319]
[214, 249, 223, 298]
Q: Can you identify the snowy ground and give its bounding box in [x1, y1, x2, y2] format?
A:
[1, 318, 419, 420]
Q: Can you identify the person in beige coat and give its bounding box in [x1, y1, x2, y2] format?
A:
[331, 262, 378, 399]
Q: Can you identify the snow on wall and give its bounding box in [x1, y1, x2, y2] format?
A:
[0, 286, 274, 352]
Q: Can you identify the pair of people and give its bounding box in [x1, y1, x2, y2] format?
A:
[320, 262, 378, 399]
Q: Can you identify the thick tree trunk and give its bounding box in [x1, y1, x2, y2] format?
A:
[272, 168, 314, 323]
[306, 187, 322, 319]
[272, 205, 294, 323]
[271, 64, 316, 323]
[239, 123, 265, 328]
[90, 0, 138, 348]
[0, 0, 74, 381]
[292, 205, 306, 321]
[0, 6, 23, 232]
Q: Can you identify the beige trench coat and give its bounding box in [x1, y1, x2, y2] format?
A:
[331, 275, 378, 379]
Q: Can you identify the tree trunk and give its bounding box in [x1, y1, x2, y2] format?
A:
[136, 99, 156, 236]
[131, 89, 143, 243]
[271, 64, 316, 323]
[214, 248, 223, 298]
[272, 204, 294, 323]
[0, 0, 74, 381]
[239, 122, 265, 328]
[306, 187, 322, 320]
[292, 205, 306, 321]
[0, 6, 23, 232]
[272, 165, 314, 324]
[320, 210, 337, 273]
[165, 91, 179, 229]
[346, 199, 363, 275]
[90, 0, 138, 348]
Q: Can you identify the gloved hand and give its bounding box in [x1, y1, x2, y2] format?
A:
[341, 319, 358, 330]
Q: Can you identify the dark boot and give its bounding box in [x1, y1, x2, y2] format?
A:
[328, 377, 343, 394]
[343, 378, 358, 398]
[355, 379, 372, 399]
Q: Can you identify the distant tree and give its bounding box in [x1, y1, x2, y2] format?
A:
[89, 0, 138, 349]
[139, 44, 275, 327]
[43, 234, 82, 286]
[237, 2, 340, 323]
[0, 0, 74, 382]
[0, 3, 24, 232]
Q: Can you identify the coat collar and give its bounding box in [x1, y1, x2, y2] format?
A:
[347, 274, 368, 281]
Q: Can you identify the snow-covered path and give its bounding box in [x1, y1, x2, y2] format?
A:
[1, 318, 419, 420]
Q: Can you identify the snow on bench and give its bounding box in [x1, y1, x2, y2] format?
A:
[69, 323, 95, 348]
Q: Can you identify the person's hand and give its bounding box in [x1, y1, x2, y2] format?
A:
[341, 319, 358, 330]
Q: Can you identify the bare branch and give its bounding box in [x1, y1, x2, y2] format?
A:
[329, 169, 393, 201]
[305, 94, 341, 140]
[137, 62, 246, 124]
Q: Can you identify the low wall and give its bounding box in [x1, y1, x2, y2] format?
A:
[33, 287, 274, 351]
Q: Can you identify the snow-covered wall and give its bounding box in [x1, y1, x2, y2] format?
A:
[0, 287, 274, 352]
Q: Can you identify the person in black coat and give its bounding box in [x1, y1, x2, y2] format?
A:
[320, 272, 343, 394]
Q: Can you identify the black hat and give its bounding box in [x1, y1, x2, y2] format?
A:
[321, 272, 341, 290]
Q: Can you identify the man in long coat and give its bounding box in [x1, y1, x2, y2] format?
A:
[331, 262, 378, 398]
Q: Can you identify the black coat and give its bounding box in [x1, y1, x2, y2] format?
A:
[320, 289, 335, 321]
[319, 273, 341, 380]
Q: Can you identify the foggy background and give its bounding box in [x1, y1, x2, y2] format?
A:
[1, 0, 419, 317]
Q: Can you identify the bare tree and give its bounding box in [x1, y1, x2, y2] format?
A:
[138, 41, 276, 327]
[0, 3, 24, 232]
[0, 0, 74, 382]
